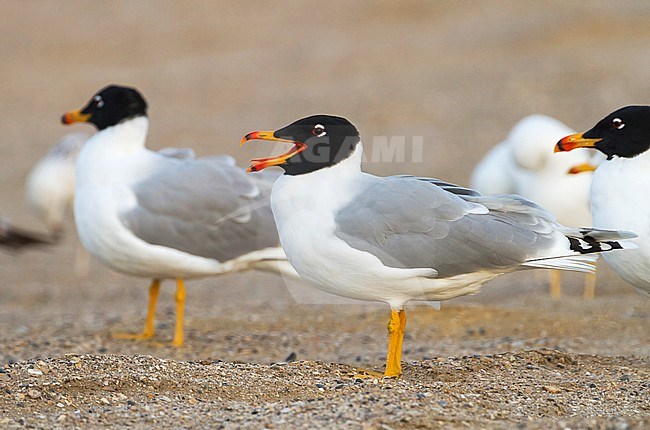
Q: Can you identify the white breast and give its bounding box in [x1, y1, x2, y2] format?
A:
[590, 154, 650, 294]
[271, 147, 373, 292]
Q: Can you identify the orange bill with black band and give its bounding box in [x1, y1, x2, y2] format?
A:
[61, 109, 91, 125]
[555, 132, 602, 153]
[240, 131, 307, 172]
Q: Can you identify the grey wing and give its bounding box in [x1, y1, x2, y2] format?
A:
[120, 156, 279, 262]
[334, 176, 560, 278]
[396, 175, 482, 197]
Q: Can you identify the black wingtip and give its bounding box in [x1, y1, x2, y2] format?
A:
[567, 235, 623, 254]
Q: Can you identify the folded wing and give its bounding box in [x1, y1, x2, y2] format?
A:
[334, 176, 571, 278]
[120, 156, 279, 263]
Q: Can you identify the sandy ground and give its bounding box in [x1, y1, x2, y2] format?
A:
[1, 1, 649, 428]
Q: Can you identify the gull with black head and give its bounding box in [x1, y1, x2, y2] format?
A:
[242, 114, 636, 377]
[62, 84, 295, 346]
[556, 106, 650, 297]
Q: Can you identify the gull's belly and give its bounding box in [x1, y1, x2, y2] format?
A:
[74, 185, 130, 262]
[591, 163, 650, 293]
[277, 210, 384, 299]
[593, 200, 650, 292]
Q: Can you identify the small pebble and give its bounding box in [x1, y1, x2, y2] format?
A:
[543, 385, 561, 394]
[27, 389, 41, 399]
[35, 360, 50, 374]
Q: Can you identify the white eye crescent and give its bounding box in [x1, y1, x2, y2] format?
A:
[312, 124, 326, 137]
[93, 95, 105, 108]
[612, 117, 624, 129]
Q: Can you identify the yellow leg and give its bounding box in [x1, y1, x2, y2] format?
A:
[550, 270, 562, 300]
[113, 279, 160, 340]
[583, 272, 596, 300]
[171, 278, 186, 347]
[385, 309, 406, 378]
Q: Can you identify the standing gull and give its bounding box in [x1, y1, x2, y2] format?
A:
[556, 105, 650, 297]
[470, 114, 601, 299]
[62, 85, 294, 346]
[242, 115, 635, 377]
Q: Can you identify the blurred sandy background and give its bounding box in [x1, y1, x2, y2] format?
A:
[1, 0, 649, 366]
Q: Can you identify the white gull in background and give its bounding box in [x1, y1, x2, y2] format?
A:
[25, 131, 90, 239]
[470, 114, 603, 299]
[242, 114, 635, 377]
[556, 105, 650, 297]
[61, 85, 295, 346]
[25, 132, 92, 274]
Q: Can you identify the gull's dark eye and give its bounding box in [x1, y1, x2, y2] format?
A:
[93, 95, 105, 108]
[312, 124, 326, 138]
[611, 117, 625, 130]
